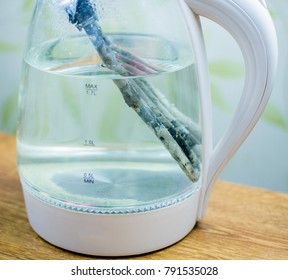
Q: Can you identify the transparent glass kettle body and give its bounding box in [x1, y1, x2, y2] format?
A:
[17, 0, 201, 214]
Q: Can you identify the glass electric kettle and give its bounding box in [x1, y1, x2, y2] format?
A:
[17, 0, 277, 256]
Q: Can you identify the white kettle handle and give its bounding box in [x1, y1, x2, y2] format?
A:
[181, 0, 278, 218]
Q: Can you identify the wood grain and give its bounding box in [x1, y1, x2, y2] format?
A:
[0, 133, 287, 260]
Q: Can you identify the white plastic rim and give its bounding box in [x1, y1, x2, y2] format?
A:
[23, 187, 200, 256]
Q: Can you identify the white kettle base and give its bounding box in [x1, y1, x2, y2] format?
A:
[23, 189, 200, 256]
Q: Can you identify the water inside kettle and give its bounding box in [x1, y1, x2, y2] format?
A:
[17, 33, 201, 214]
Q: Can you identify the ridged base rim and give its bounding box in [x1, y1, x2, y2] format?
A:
[23, 188, 201, 256]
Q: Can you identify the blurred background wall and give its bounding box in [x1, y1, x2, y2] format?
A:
[1, 0, 287, 192]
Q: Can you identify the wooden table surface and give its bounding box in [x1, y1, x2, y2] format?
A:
[0, 133, 287, 260]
